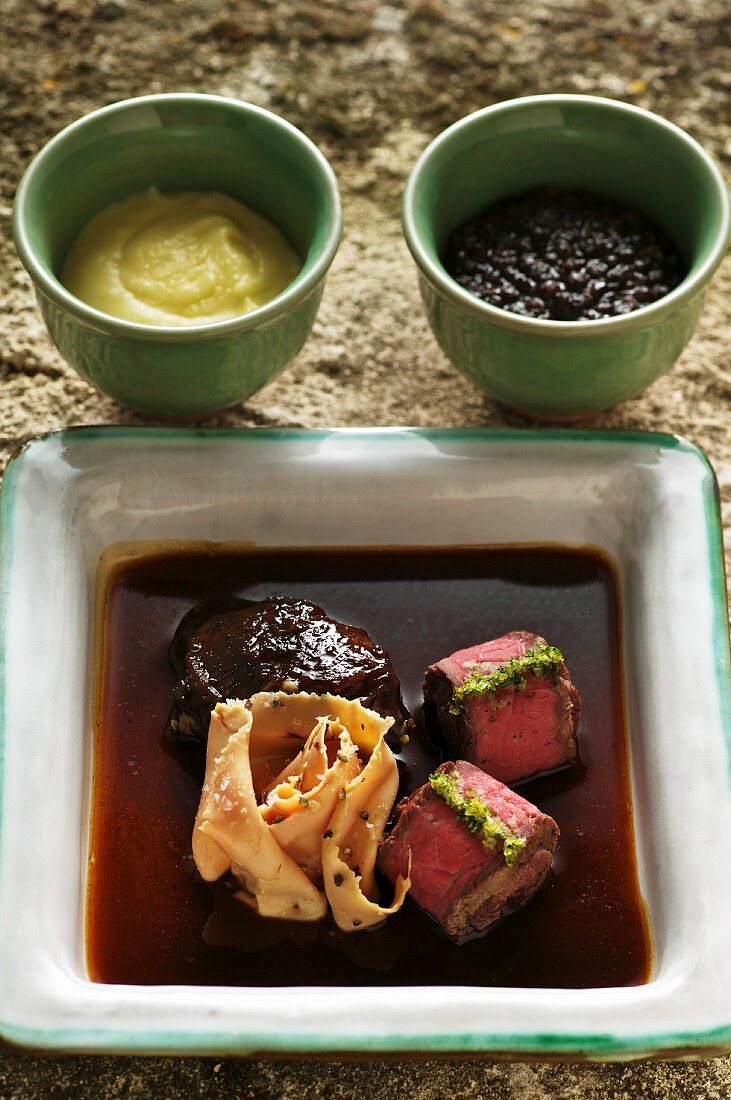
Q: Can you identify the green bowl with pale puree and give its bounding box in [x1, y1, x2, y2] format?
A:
[13, 93, 342, 417]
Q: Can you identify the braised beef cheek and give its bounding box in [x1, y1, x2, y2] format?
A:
[167, 595, 414, 747]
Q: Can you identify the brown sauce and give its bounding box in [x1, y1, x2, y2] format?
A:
[88, 546, 652, 988]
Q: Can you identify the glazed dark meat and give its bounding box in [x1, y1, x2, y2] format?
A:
[167, 596, 414, 748]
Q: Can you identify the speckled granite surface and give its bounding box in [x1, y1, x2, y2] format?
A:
[1, 0, 729, 1095]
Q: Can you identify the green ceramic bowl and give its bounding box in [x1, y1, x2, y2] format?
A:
[13, 94, 342, 417]
[403, 95, 730, 419]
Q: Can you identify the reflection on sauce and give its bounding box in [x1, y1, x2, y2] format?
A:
[88, 546, 652, 988]
[62, 190, 300, 325]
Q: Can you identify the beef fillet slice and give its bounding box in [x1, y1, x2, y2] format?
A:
[423, 631, 580, 785]
[377, 760, 559, 941]
[168, 596, 413, 748]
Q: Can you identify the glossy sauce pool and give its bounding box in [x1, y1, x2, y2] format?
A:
[88, 546, 652, 988]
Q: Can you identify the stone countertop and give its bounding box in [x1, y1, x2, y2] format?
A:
[1, 0, 729, 1095]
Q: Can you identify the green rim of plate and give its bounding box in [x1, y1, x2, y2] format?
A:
[0, 427, 729, 1058]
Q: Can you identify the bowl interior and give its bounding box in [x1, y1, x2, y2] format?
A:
[411, 98, 726, 281]
[18, 96, 337, 300]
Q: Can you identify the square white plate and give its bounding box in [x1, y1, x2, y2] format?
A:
[0, 427, 729, 1059]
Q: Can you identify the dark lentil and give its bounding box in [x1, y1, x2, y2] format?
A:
[444, 187, 685, 321]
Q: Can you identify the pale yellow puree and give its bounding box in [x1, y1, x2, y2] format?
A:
[61, 189, 301, 326]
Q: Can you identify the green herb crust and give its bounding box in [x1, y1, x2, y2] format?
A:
[428, 771, 526, 866]
[450, 643, 564, 715]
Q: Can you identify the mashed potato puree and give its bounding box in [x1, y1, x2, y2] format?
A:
[61, 189, 301, 325]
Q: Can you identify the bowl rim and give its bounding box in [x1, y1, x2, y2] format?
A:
[12, 93, 343, 343]
[402, 93, 731, 338]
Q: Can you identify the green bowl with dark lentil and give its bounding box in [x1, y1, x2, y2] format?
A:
[403, 95, 729, 420]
